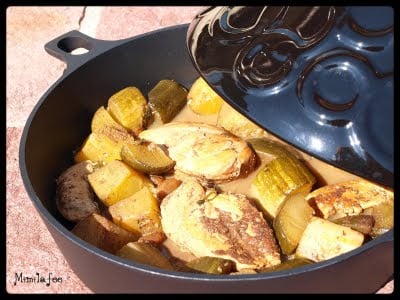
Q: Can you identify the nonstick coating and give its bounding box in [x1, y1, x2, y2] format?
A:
[20, 24, 393, 293]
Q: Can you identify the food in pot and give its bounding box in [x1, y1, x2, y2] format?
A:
[107, 86, 152, 135]
[56, 161, 99, 222]
[55, 76, 393, 274]
[217, 101, 267, 139]
[74, 132, 125, 164]
[148, 79, 188, 123]
[87, 160, 153, 206]
[72, 213, 139, 253]
[306, 180, 393, 219]
[363, 200, 394, 237]
[109, 186, 163, 239]
[259, 257, 312, 273]
[161, 179, 281, 270]
[273, 192, 314, 255]
[251, 151, 316, 219]
[331, 215, 374, 235]
[184, 256, 235, 274]
[187, 77, 223, 115]
[120, 142, 175, 175]
[139, 122, 257, 183]
[116, 241, 174, 270]
[295, 217, 365, 262]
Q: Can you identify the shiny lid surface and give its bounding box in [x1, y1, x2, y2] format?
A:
[187, 6, 393, 187]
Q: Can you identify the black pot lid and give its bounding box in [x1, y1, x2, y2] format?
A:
[186, 6, 393, 188]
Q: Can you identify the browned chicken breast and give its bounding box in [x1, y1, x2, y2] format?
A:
[160, 180, 281, 270]
[139, 122, 257, 183]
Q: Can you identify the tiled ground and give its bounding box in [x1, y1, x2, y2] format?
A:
[6, 6, 393, 294]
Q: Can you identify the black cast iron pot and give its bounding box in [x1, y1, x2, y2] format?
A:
[20, 24, 393, 293]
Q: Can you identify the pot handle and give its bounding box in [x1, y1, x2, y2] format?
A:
[44, 30, 121, 72]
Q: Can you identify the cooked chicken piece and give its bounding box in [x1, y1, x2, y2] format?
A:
[161, 180, 281, 270]
[139, 122, 257, 183]
[306, 179, 394, 219]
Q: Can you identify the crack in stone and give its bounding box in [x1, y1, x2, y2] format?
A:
[78, 6, 87, 30]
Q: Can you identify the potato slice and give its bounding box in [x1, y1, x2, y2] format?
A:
[72, 213, 139, 254]
[273, 192, 314, 255]
[296, 217, 364, 262]
[74, 132, 122, 164]
[107, 86, 152, 135]
[148, 79, 188, 123]
[305, 179, 394, 219]
[116, 242, 174, 270]
[187, 77, 223, 115]
[251, 155, 316, 219]
[121, 142, 175, 175]
[109, 186, 162, 237]
[217, 101, 266, 139]
[87, 160, 153, 206]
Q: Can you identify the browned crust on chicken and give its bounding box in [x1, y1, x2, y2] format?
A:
[161, 180, 281, 270]
[306, 179, 393, 219]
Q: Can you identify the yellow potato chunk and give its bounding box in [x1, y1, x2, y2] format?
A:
[92, 106, 126, 133]
[187, 77, 223, 115]
[74, 132, 122, 164]
[107, 86, 152, 135]
[109, 186, 162, 237]
[72, 213, 139, 254]
[116, 242, 174, 270]
[87, 160, 153, 206]
[296, 217, 364, 262]
[217, 101, 267, 139]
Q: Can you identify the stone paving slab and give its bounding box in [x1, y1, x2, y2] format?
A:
[6, 6, 393, 294]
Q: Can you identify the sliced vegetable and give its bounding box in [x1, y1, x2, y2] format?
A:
[251, 155, 316, 218]
[273, 192, 314, 255]
[305, 179, 394, 219]
[72, 213, 139, 254]
[217, 101, 266, 139]
[331, 215, 374, 235]
[187, 77, 223, 115]
[185, 256, 235, 275]
[148, 79, 188, 123]
[258, 258, 313, 273]
[296, 217, 364, 262]
[116, 242, 175, 270]
[87, 160, 153, 206]
[108, 186, 163, 237]
[120, 142, 175, 175]
[107, 86, 152, 135]
[363, 200, 394, 237]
